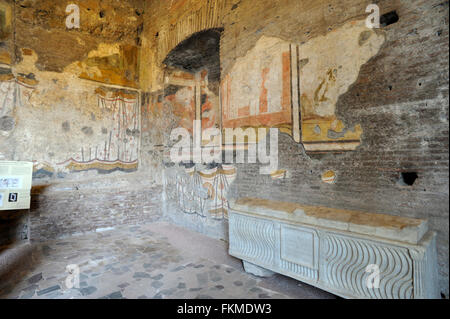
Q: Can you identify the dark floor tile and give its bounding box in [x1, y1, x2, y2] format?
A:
[101, 291, 123, 299]
[152, 274, 164, 280]
[151, 281, 164, 289]
[80, 286, 97, 296]
[37, 285, 60, 296]
[27, 273, 43, 285]
[133, 272, 151, 279]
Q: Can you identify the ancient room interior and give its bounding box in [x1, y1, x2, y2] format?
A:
[0, 0, 448, 301]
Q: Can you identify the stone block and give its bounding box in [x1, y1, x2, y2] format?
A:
[229, 198, 440, 299]
[243, 261, 275, 278]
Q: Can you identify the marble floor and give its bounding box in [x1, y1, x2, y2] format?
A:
[0, 222, 336, 299]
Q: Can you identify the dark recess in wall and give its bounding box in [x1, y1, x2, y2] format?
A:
[163, 28, 223, 85]
[399, 172, 419, 186]
[380, 11, 399, 27]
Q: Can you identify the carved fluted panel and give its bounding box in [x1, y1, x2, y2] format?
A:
[280, 259, 318, 281]
[229, 214, 276, 266]
[321, 233, 414, 299]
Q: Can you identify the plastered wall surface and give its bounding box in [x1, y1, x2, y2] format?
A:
[1, 0, 145, 177]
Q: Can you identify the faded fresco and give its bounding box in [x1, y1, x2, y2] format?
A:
[58, 87, 140, 174]
[165, 164, 237, 220]
[221, 20, 385, 152]
[0, 72, 38, 160]
[299, 20, 385, 152]
[78, 44, 140, 89]
[163, 69, 196, 133]
[0, 48, 140, 178]
[221, 36, 292, 141]
[158, 68, 220, 141]
[0, 0, 144, 179]
[200, 69, 221, 138]
[0, 0, 12, 65]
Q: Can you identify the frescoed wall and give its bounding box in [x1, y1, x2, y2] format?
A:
[0, 0, 146, 181]
[159, 69, 197, 134]
[1, 45, 141, 179]
[0, 71, 39, 160]
[154, 68, 221, 142]
[221, 37, 292, 140]
[0, 0, 13, 65]
[298, 20, 385, 153]
[78, 44, 140, 89]
[0, 0, 446, 296]
[165, 164, 237, 220]
[221, 20, 384, 152]
[200, 69, 221, 142]
[57, 87, 140, 174]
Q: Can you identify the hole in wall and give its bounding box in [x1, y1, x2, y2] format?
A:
[398, 172, 418, 186]
[380, 11, 399, 27]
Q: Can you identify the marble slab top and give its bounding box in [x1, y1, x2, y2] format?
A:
[231, 198, 428, 245]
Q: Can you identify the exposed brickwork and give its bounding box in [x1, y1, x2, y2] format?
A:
[29, 181, 163, 242]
